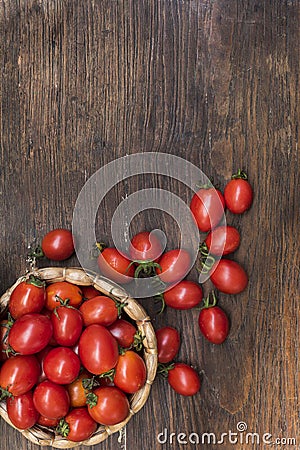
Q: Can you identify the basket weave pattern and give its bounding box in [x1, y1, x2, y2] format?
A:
[0, 267, 157, 448]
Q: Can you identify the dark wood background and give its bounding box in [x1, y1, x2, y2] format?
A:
[0, 1, 299, 449]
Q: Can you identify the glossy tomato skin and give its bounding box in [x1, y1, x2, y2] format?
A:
[79, 296, 118, 327]
[87, 386, 129, 425]
[168, 363, 201, 396]
[51, 306, 83, 346]
[97, 248, 135, 284]
[43, 347, 81, 384]
[163, 280, 203, 310]
[156, 249, 191, 284]
[41, 229, 75, 261]
[198, 306, 229, 344]
[37, 415, 59, 427]
[9, 279, 46, 319]
[205, 225, 240, 256]
[114, 350, 147, 394]
[67, 371, 91, 407]
[156, 327, 180, 363]
[63, 407, 97, 442]
[45, 281, 83, 311]
[81, 285, 100, 300]
[224, 178, 253, 214]
[79, 324, 119, 375]
[108, 319, 137, 348]
[129, 231, 163, 262]
[8, 313, 53, 355]
[6, 390, 39, 429]
[190, 188, 225, 232]
[0, 355, 40, 396]
[210, 259, 248, 294]
[33, 380, 70, 419]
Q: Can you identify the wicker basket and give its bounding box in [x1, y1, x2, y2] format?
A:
[0, 267, 157, 448]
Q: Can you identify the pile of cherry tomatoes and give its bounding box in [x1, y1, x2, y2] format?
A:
[0, 169, 253, 442]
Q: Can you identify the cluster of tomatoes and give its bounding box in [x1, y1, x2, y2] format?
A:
[0, 275, 148, 442]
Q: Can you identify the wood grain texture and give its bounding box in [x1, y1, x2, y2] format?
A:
[0, 1, 299, 449]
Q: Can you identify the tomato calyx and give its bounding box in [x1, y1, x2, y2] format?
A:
[198, 242, 216, 274]
[231, 169, 248, 180]
[157, 362, 175, 377]
[129, 260, 162, 278]
[154, 294, 166, 315]
[199, 291, 218, 311]
[56, 418, 70, 438]
[0, 386, 14, 401]
[53, 296, 78, 319]
[132, 330, 144, 352]
[24, 274, 46, 288]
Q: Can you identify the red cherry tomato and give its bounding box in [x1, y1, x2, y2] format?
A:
[79, 296, 118, 327]
[37, 415, 59, 427]
[79, 324, 119, 375]
[9, 276, 46, 319]
[0, 319, 10, 361]
[67, 371, 91, 408]
[156, 249, 191, 284]
[87, 386, 129, 425]
[224, 170, 253, 214]
[6, 390, 39, 429]
[156, 327, 180, 363]
[45, 281, 83, 311]
[81, 285, 100, 300]
[97, 248, 135, 284]
[198, 293, 230, 344]
[204, 225, 240, 256]
[210, 259, 248, 294]
[129, 231, 163, 262]
[43, 347, 81, 385]
[41, 228, 75, 261]
[8, 313, 53, 355]
[114, 350, 147, 394]
[108, 319, 137, 349]
[58, 407, 97, 442]
[51, 306, 83, 346]
[163, 280, 203, 310]
[0, 355, 40, 396]
[33, 380, 70, 419]
[167, 363, 201, 396]
[190, 187, 225, 232]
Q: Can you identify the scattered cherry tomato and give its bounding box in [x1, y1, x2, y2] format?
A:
[79, 296, 118, 327]
[45, 281, 83, 311]
[97, 247, 135, 284]
[8, 313, 53, 355]
[163, 280, 203, 310]
[224, 170, 253, 214]
[204, 225, 240, 256]
[33, 380, 70, 419]
[129, 231, 163, 262]
[9, 276, 46, 319]
[198, 292, 230, 344]
[156, 327, 180, 363]
[87, 386, 129, 425]
[41, 228, 75, 261]
[167, 363, 200, 396]
[156, 249, 191, 284]
[190, 187, 225, 232]
[0, 355, 40, 397]
[108, 319, 137, 349]
[57, 407, 97, 442]
[114, 350, 147, 394]
[43, 347, 81, 385]
[51, 305, 83, 347]
[210, 259, 248, 294]
[6, 390, 39, 430]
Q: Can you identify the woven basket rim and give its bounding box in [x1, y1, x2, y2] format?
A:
[0, 267, 157, 448]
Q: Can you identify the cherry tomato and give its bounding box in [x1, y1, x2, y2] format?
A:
[190, 187, 225, 232]
[224, 170, 253, 214]
[97, 248, 135, 284]
[156, 249, 191, 284]
[114, 350, 146, 394]
[163, 280, 203, 310]
[0, 355, 40, 396]
[9, 276, 46, 319]
[43, 347, 81, 384]
[51, 306, 83, 346]
[36, 345, 53, 383]
[156, 327, 180, 363]
[167, 363, 200, 396]
[87, 386, 129, 425]
[67, 371, 91, 408]
[41, 228, 75, 261]
[81, 285, 100, 300]
[204, 225, 240, 256]
[79, 324, 119, 375]
[198, 305, 229, 344]
[37, 415, 59, 427]
[57, 407, 97, 442]
[129, 231, 163, 262]
[79, 296, 118, 327]
[6, 390, 39, 430]
[108, 319, 137, 349]
[45, 281, 83, 311]
[33, 380, 70, 419]
[210, 259, 248, 294]
[8, 313, 53, 355]
[0, 320, 10, 361]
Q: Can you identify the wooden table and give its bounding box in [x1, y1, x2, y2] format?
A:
[0, 1, 299, 449]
